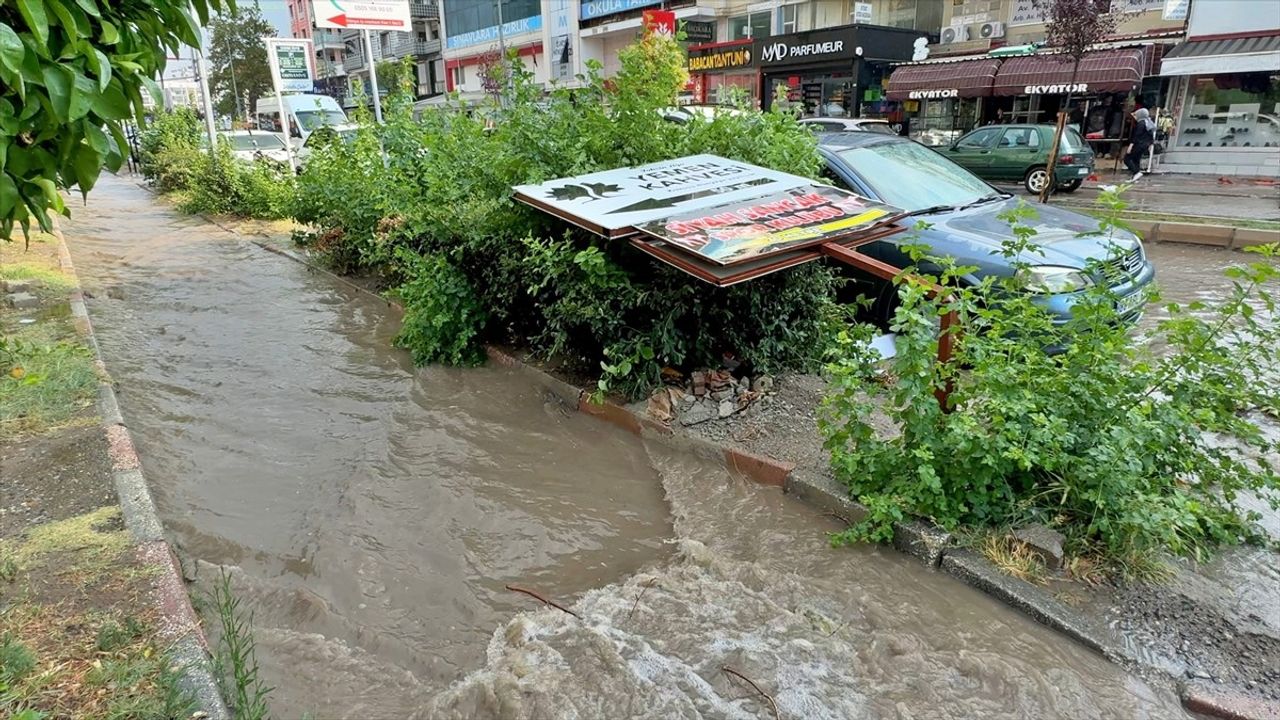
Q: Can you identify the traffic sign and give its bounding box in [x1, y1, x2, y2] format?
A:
[269, 39, 314, 93]
[313, 0, 411, 31]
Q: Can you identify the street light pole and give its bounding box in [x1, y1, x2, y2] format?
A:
[495, 0, 508, 107]
[195, 50, 218, 147]
[364, 29, 383, 123]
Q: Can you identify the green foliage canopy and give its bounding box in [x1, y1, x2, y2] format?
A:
[0, 0, 230, 239]
[206, 5, 273, 119]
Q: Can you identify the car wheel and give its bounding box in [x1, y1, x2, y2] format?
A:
[1059, 179, 1082, 193]
[1024, 166, 1051, 195]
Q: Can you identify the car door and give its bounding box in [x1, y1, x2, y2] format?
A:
[988, 126, 1041, 181]
[945, 127, 1001, 177]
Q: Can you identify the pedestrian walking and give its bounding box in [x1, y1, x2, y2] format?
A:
[1124, 108, 1156, 181]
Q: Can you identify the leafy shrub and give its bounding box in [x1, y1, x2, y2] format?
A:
[820, 191, 1280, 570]
[180, 140, 294, 220]
[139, 109, 203, 193]
[295, 31, 839, 395]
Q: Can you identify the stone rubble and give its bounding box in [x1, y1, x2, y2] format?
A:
[644, 368, 775, 428]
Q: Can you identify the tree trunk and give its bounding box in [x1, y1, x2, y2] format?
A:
[1038, 60, 1081, 204]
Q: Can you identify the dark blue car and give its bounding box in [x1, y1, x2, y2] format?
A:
[816, 132, 1154, 325]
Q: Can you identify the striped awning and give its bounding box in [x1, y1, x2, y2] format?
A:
[991, 48, 1146, 96]
[885, 58, 1002, 100]
[1160, 34, 1280, 76]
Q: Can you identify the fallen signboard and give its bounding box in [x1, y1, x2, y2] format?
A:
[512, 154, 815, 238]
[634, 184, 902, 266]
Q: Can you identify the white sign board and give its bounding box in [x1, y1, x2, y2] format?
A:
[1161, 0, 1189, 20]
[853, 2, 874, 23]
[512, 155, 816, 238]
[313, 0, 410, 31]
[267, 39, 313, 93]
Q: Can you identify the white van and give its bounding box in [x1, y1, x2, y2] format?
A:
[254, 94, 348, 141]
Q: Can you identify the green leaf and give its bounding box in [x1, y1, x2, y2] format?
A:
[81, 119, 109, 154]
[15, 0, 49, 47]
[92, 48, 110, 91]
[41, 64, 73, 121]
[0, 24, 24, 74]
[47, 0, 81, 43]
[90, 78, 129, 120]
[73, 0, 100, 18]
[69, 71, 96, 121]
[71, 142, 101, 196]
[99, 19, 118, 45]
[0, 173, 19, 218]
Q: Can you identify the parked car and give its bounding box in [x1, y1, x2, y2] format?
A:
[799, 117, 897, 135]
[816, 132, 1152, 326]
[220, 131, 291, 166]
[942, 124, 1094, 195]
[293, 124, 359, 168]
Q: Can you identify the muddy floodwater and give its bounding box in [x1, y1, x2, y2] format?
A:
[64, 175, 1192, 718]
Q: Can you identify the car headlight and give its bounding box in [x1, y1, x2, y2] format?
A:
[1015, 265, 1093, 294]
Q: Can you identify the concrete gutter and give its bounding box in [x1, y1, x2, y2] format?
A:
[53, 222, 230, 720]
[185, 200, 1278, 720]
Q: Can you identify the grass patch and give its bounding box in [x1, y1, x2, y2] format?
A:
[0, 509, 195, 719]
[211, 569, 273, 720]
[979, 533, 1049, 586]
[0, 262, 76, 296]
[0, 335, 98, 436]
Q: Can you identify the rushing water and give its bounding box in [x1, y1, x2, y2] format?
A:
[63, 175, 1191, 718]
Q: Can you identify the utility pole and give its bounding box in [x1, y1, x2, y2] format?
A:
[195, 50, 218, 147]
[496, 0, 508, 107]
[364, 29, 383, 123]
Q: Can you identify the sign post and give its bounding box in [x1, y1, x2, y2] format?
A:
[265, 38, 313, 173]
[313, 0, 410, 124]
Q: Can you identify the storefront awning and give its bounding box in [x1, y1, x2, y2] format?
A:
[885, 58, 1002, 100]
[991, 48, 1146, 96]
[1160, 34, 1280, 76]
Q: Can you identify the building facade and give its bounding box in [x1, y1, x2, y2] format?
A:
[883, 0, 1187, 148]
[1158, 0, 1280, 176]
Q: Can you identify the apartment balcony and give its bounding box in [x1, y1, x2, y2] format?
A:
[343, 52, 367, 73]
[409, 0, 438, 20]
[390, 36, 442, 58]
[313, 31, 346, 51]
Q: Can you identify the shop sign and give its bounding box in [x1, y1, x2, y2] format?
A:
[1009, 0, 1047, 27]
[512, 155, 816, 238]
[684, 21, 716, 44]
[688, 46, 753, 72]
[761, 39, 845, 64]
[853, 2, 873, 23]
[447, 15, 543, 49]
[580, 0, 662, 21]
[269, 40, 313, 92]
[642, 9, 676, 36]
[908, 88, 958, 99]
[636, 185, 900, 266]
[1025, 83, 1088, 94]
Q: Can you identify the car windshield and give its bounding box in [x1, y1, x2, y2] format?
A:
[861, 122, 897, 135]
[835, 140, 994, 211]
[227, 134, 284, 151]
[295, 109, 348, 131]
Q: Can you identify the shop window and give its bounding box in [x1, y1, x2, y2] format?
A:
[780, 4, 799, 33]
[1177, 73, 1280, 150]
[957, 126, 1001, 149]
[729, 11, 771, 40]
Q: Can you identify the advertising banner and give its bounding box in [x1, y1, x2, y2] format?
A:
[270, 40, 313, 92]
[313, 0, 410, 30]
[512, 155, 816, 237]
[636, 185, 901, 265]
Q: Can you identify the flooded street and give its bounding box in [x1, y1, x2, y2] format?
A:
[64, 174, 1192, 718]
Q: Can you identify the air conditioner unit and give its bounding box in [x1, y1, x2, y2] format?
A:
[940, 26, 970, 44]
[979, 22, 1006, 39]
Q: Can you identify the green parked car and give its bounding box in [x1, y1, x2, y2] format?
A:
[942, 124, 1095, 195]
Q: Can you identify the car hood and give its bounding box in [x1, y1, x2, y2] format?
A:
[912, 197, 1140, 273]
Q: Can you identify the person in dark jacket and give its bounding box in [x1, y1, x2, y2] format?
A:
[1125, 107, 1155, 180]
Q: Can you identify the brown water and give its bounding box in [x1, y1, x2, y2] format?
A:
[64, 175, 1191, 718]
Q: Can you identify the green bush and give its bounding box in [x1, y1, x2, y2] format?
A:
[819, 192, 1280, 572]
[294, 31, 839, 396]
[179, 139, 294, 220]
[139, 109, 203, 193]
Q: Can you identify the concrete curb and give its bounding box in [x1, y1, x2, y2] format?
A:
[53, 223, 230, 720]
[174, 192, 1272, 719]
